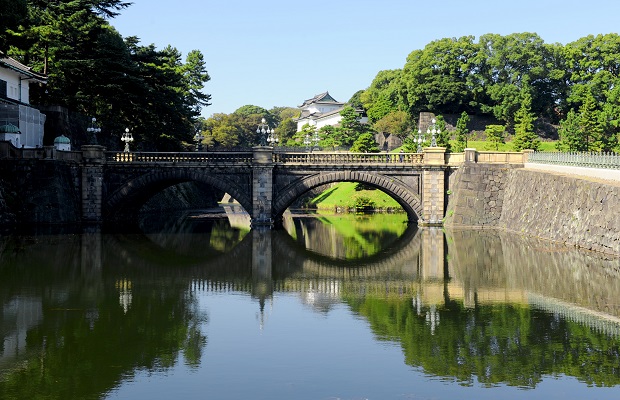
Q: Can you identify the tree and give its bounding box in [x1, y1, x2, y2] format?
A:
[0, 0, 27, 52]
[274, 118, 297, 145]
[373, 110, 411, 140]
[453, 111, 470, 152]
[350, 133, 380, 153]
[512, 82, 541, 151]
[339, 106, 366, 146]
[578, 90, 603, 151]
[290, 123, 316, 147]
[556, 109, 583, 151]
[485, 125, 505, 150]
[434, 115, 451, 151]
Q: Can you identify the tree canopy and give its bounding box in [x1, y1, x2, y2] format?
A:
[361, 32, 620, 152]
[5, 0, 211, 151]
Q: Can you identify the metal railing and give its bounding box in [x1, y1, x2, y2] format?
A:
[528, 151, 620, 169]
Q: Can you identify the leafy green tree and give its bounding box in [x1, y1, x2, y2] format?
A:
[0, 0, 27, 52]
[274, 117, 297, 145]
[512, 82, 541, 151]
[318, 125, 340, 149]
[485, 125, 505, 150]
[402, 36, 480, 117]
[348, 90, 366, 111]
[339, 105, 366, 146]
[360, 69, 404, 123]
[290, 123, 316, 147]
[453, 111, 470, 152]
[478, 33, 556, 125]
[373, 110, 411, 140]
[350, 132, 380, 153]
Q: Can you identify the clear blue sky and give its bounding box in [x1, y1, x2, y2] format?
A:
[111, 0, 620, 117]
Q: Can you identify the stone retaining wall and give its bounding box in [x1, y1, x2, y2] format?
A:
[445, 164, 620, 256]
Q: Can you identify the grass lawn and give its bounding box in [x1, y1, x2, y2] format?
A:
[309, 182, 402, 211]
[457, 140, 557, 152]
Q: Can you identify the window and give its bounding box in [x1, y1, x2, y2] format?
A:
[0, 80, 6, 99]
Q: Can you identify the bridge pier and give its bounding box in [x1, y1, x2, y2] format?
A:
[251, 146, 274, 227]
[420, 147, 446, 226]
[81, 145, 106, 223]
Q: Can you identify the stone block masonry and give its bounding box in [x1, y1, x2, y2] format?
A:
[500, 169, 620, 255]
[445, 163, 620, 256]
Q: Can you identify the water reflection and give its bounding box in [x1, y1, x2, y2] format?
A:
[0, 212, 620, 399]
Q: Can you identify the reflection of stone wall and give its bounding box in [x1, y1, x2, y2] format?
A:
[446, 228, 620, 317]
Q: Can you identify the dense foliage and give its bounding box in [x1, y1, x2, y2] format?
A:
[4, 0, 211, 150]
[360, 33, 620, 152]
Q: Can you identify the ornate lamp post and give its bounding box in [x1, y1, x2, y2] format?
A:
[416, 128, 424, 153]
[266, 129, 279, 146]
[193, 130, 204, 151]
[121, 128, 134, 152]
[416, 118, 440, 152]
[303, 133, 311, 152]
[256, 118, 272, 147]
[86, 117, 101, 145]
[312, 130, 320, 151]
[427, 118, 439, 147]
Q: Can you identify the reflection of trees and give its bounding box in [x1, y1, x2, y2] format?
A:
[0, 277, 206, 399]
[346, 296, 620, 388]
[284, 213, 409, 260]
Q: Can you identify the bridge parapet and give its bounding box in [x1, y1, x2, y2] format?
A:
[105, 151, 253, 164]
[274, 151, 424, 165]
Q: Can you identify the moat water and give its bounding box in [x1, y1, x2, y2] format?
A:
[1, 209, 620, 400]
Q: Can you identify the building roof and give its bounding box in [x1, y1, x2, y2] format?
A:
[54, 135, 71, 144]
[299, 91, 343, 108]
[0, 123, 20, 134]
[0, 51, 47, 84]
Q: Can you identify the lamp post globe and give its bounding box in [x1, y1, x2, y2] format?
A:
[256, 118, 272, 147]
[121, 128, 134, 152]
[86, 117, 101, 145]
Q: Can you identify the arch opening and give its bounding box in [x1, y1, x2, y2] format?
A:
[272, 171, 423, 226]
[103, 169, 252, 228]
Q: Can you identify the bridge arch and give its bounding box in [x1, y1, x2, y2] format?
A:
[103, 168, 253, 223]
[272, 170, 423, 223]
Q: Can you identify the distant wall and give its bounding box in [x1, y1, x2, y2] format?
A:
[445, 164, 620, 256]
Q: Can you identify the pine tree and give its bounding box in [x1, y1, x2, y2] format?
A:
[557, 109, 583, 151]
[453, 111, 470, 152]
[512, 84, 540, 151]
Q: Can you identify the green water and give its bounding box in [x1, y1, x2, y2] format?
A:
[0, 210, 619, 399]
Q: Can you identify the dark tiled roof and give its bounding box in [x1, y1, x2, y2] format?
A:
[0, 51, 47, 83]
[299, 91, 342, 107]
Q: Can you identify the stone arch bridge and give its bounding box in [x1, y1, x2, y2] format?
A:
[80, 146, 453, 227]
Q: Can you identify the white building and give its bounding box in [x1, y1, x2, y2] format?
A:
[295, 91, 368, 132]
[0, 52, 47, 148]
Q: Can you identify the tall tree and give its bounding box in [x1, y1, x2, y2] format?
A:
[339, 106, 366, 146]
[512, 82, 541, 151]
[453, 111, 470, 152]
[556, 109, 583, 151]
[0, 0, 27, 52]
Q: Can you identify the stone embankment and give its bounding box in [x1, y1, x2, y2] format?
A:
[445, 163, 620, 256]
